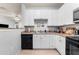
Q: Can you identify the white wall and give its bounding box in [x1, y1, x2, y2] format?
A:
[21, 5, 59, 26]
[0, 16, 16, 28]
[58, 3, 79, 25]
[0, 29, 24, 55]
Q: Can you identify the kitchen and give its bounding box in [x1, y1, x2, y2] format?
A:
[0, 3, 79, 55]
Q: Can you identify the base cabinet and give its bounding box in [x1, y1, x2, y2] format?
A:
[33, 35, 40, 49]
[33, 35, 55, 49]
[40, 35, 50, 49]
[55, 35, 66, 55]
[33, 35, 50, 49]
[49, 35, 55, 48]
[33, 34, 66, 55]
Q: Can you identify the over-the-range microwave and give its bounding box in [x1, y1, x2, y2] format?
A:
[73, 7, 79, 23]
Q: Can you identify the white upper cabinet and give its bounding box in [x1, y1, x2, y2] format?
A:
[32, 10, 40, 18]
[22, 10, 35, 26]
[22, 4, 79, 26]
[21, 4, 60, 26]
[58, 4, 79, 25]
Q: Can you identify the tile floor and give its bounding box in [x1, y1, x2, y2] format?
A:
[18, 49, 60, 55]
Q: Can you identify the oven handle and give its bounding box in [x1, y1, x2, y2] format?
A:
[67, 39, 79, 48]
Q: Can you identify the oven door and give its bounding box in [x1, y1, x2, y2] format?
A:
[66, 37, 79, 55]
[70, 44, 79, 55]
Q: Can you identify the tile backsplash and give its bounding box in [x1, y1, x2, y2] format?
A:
[24, 26, 34, 32]
[24, 23, 79, 33]
[34, 19, 48, 31]
[47, 26, 60, 32]
[34, 24, 48, 32]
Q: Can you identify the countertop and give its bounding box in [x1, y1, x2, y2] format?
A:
[21, 31, 79, 37]
[0, 28, 24, 31]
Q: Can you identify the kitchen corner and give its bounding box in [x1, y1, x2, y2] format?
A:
[0, 3, 79, 55]
[20, 23, 79, 55]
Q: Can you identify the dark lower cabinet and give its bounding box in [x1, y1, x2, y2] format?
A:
[21, 34, 33, 49]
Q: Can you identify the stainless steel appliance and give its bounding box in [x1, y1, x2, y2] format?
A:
[73, 7, 79, 23]
[66, 37, 79, 55]
[76, 30, 79, 35]
[21, 34, 33, 49]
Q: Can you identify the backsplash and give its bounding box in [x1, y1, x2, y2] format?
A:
[47, 26, 60, 32]
[24, 26, 34, 32]
[24, 23, 79, 32]
[34, 19, 48, 32]
[24, 25, 60, 32]
[34, 24, 48, 32]
[60, 24, 79, 34]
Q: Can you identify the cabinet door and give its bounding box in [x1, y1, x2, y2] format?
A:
[53, 35, 59, 48]
[40, 35, 49, 49]
[55, 35, 58, 48]
[55, 35, 61, 52]
[33, 35, 40, 49]
[23, 10, 34, 26]
[56, 36, 65, 55]
[49, 35, 54, 48]
[59, 36, 65, 55]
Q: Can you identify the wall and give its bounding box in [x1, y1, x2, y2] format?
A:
[58, 3, 79, 25]
[0, 16, 16, 28]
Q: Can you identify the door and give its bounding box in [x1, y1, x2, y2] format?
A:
[21, 34, 33, 49]
[70, 44, 79, 55]
[66, 38, 79, 55]
[40, 35, 49, 49]
[53, 35, 58, 48]
[55, 35, 60, 51]
[33, 35, 40, 49]
[55, 35, 64, 54]
[49, 35, 54, 48]
[56, 36, 65, 55]
[60, 37, 65, 55]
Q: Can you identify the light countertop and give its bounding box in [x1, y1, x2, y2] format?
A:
[21, 31, 79, 37]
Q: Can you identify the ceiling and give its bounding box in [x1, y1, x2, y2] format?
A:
[0, 3, 21, 17]
[0, 3, 64, 18]
[24, 3, 64, 9]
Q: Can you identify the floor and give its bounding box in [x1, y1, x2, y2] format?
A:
[18, 49, 60, 55]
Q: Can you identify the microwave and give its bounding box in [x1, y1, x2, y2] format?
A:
[73, 7, 79, 23]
